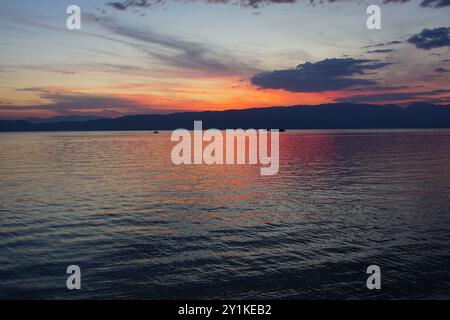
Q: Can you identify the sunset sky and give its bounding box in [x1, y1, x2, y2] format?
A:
[0, 0, 449, 119]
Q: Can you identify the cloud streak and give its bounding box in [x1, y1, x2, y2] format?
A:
[367, 49, 394, 54]
[0, 88, 152, 116]
[86, 14, 257, 76]
[434, 67, 449, 73]
[336, 89, 450, 103]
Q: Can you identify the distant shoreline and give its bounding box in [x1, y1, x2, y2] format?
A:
[1, 102, 450, 132]
[2, 128, 450, 134]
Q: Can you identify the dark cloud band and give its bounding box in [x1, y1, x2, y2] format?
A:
[106, 0, 450, 10]
[408, 27, 450, 50]
[250, 58, 390, 93]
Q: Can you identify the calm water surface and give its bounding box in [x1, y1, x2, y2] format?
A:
[1, 130, 450, 299]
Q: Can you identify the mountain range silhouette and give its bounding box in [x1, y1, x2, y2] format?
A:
[1, 102, 449, 131]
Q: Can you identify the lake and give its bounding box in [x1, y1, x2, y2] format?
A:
[1, 129, 450, 299]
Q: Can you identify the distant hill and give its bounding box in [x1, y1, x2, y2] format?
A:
[1, 103, 450, 131]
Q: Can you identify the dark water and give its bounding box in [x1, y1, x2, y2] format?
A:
[1, 130, 450, 299]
